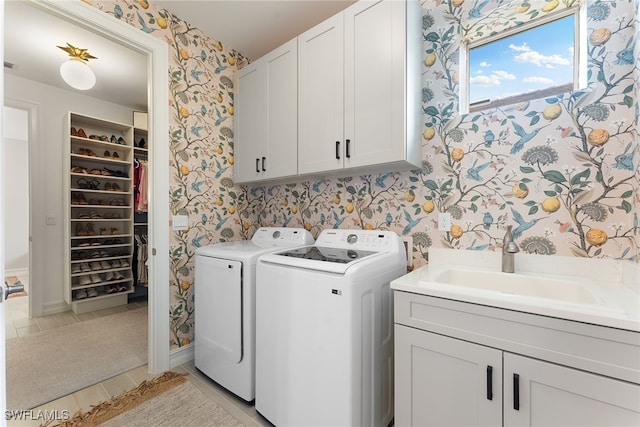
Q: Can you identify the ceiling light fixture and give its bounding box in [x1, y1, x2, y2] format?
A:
[57, 43, 97, 91]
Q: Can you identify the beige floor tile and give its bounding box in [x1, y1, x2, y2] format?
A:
[72, 382, 110, 411]
[5, 324, 18, 339]
[75, 312, 97, 322]
[125, 364, 157, 386]
[101, 372, 137, 398]
[32, 393, 81, 422]
[12, 316, 37, 329]
[35, 315, 61, 331]
[55, 311, 80, 326]
[16, 325, 40, 338]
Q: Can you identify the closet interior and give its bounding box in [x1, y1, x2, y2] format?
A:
[64, 112, 149, 314]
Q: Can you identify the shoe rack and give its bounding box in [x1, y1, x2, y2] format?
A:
[64, 112, 135, 314]
[132, 124, 149, 301]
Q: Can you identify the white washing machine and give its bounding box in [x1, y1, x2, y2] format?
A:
[194, 227, 314, 401]
[255, 229, 407, 426]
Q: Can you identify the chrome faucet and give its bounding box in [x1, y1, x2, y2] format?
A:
[502, 225, 519, 273]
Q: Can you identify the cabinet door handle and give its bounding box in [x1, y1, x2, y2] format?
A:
[513, 373, 520, 410]
[335, 141, 341, 159]
[256, 158, 260, 173]
[486, 366, 493, 401]
[261, 157, 266, 172]
[346, 139, 351, 158]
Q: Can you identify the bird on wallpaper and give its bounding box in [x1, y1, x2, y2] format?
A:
[201, 105, 208, 115]
[332, 211, 345, 229]
[214, 159, 228, 179]
[191, 124, 205, 137]
[113, 4, 123, 18]
[510, 122, 546, 154]
[192, 235, 205, 248]
[482, 212, 493, 229]
[375, 172, 392, 188]
[214, 212, 228, 231]
[201, 50, 207, 61]
[191, 180, 204, 193]
[320, 213, 326, 225]
[469, 239, 490, 251]
[214, 107, 227, 126]
[201, 159, 208, 170]
[386, 212, 393, 226]
[483, 130, 495, 147]
[312, 180, 322, 192]
[510, 207, 542, 239]
[136, 11, 154, 33]
[468, 0, 490, 18]
[267, 186, 275, 197]
[201, 214, 207, 225]
[191, 70, 206, 82]
[466, 158, 492, 181]
[402, 209, 423, 235]
[214, 56, 227, 74]
[283, 215, 293, 227]
[612, 142, 636, 171]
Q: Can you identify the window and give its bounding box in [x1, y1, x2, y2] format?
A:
[462, 7, 585, 113]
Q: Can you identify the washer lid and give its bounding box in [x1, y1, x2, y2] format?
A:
[261, 246, 383, 274]
[195, 227, 315, 261]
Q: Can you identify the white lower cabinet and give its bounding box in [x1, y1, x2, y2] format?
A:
[394, 292, 640, 427]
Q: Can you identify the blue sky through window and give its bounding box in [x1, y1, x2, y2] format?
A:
[469, 15, 575, 105]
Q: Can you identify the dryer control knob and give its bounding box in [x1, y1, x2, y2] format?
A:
[347, 234, 358, 244]
[272, 230, 281, 239]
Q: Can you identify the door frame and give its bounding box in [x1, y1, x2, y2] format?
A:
[30, 0, 171, 374]
[3, 99, 39, 320]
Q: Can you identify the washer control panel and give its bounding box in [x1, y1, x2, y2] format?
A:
[252, 227, 315, 246]
[316, 229, 400, 252]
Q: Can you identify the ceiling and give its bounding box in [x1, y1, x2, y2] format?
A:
[4, 0, 356, 111]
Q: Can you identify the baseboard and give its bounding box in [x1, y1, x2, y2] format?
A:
[169, 343, 194, 368]
[42, 300, 71, 316]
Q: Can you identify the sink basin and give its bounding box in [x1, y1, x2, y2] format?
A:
[432, 268, 600, 306]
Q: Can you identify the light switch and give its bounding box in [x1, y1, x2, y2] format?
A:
[172, 215, 188, 231]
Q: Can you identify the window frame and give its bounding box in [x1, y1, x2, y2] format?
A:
[460, 5, 587, 114]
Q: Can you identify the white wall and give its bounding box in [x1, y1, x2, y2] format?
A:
[5, 74, 136, 314]
[2, 106, 29, 271]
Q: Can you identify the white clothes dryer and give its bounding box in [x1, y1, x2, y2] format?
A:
[255, 229, 407, 426]
[194, 227, 314, 401]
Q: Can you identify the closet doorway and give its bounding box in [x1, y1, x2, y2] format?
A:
[2, 0, 170, 398]
[2, 105, 31, 324]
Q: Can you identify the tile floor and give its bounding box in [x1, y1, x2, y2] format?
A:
[4, 275, 270, 426]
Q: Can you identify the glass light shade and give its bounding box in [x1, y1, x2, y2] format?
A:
[59, 58, 96, 90]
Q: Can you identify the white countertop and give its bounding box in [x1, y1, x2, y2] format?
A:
[391, 248, 640, 332]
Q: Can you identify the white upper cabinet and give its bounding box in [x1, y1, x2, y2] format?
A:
[298, 0, 422, 176]
[234, 38, 298, 184]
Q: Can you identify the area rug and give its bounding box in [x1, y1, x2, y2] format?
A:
[6, 307, 147, 410]
[47, 372, 244, 427]
[4, 275, 28, 298]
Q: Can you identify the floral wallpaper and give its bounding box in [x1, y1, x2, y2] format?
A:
[91, 0, 639, 350]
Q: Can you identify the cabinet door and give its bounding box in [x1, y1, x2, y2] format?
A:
[298, 13, 345, 175]
[504, 353, 640, 427]
[344, 0, 407, 169]
[234, 61, 262, 183]
[262, 38, 298, 180]
[395, 325, 503, 427]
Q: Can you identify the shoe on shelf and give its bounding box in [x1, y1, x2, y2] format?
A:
[87, 288, 98, 298]
[91, 212, 103, 219]
[85, 149, 98, 157]
[112, 183, 122, 192]
[105, 284, 116, 294]
[113, 152, 120, 159]
[120, 259, 130, 267]
[111, 259, 121, 268]
[74, 289, 88, 300]
[90, 261, 102, 271]
[77, 128, 87, 138]
[117, 283, 128, 292]
[104, 150, 112, 158]
[76, 223, 87, 236]
[86, 223, 97, 236]
[78, 148, 87, 156]
[90, 274, 102, 284]
[101, 260, 111, 269]
[138, 137, 146, 148]
[117, 137, 125, 145]
[105, 183, 113, 191]
[71, 127, 79, 136]
[81, 262, 92, 272]
[111, 227, 120, 235]
[79, 275, 92, 285]
[79, 212, 91, 219]
[100, 227, 109, 236]
[71, 264, 81, 274]
[104, 271, 115, 281]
